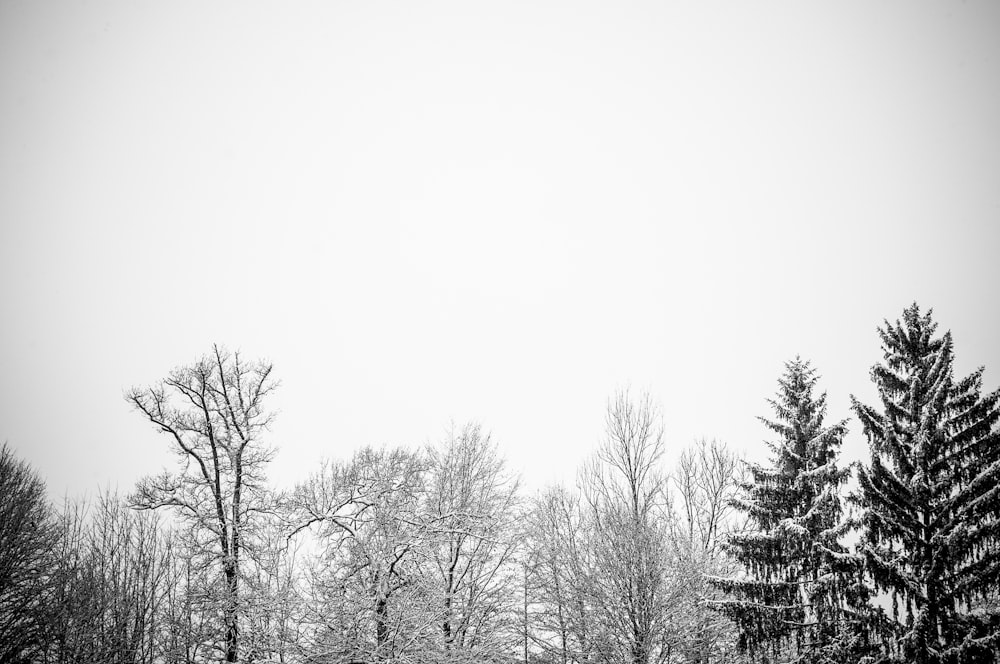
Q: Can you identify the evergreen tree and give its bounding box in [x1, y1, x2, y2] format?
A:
[852, 304, 1000, 663]
[711, 358, 872, 663]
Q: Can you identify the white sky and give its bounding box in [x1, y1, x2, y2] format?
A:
[2, 1, 999, 500]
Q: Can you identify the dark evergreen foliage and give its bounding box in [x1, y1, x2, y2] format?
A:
[711, 358, 874, 663]
[852, 303, 1000, 664]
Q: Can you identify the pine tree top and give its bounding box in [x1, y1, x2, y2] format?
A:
[852, 303, 1000, 664]
[757, 357, 848, 487]
[711, 357, 868, 660]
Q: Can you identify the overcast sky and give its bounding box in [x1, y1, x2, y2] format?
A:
[2, 1, 998, 500]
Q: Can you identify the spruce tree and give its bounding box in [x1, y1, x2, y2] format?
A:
[711, 358, 872, 663]
[852, 304, 1000, 663]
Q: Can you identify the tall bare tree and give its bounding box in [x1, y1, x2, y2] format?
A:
[673, 439, 742, 556]
[426, 423, 522, 662]
[581, 390, 673, 664]
[525, 484, 595, 664]
[294, 446, 431, 663]
[670, 438, 744, 664]
[127, 345, 277, 663]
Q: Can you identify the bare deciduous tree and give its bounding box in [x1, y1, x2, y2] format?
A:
[673, 438, 743, 557]
[525, 484, 595, 664]
[44, 492, 174, 664]
[0, 444, 55, 664]
[295, 446, 431, 663]
[669, 438, 744, 664]
[243, 533, 303, 664]
[581, 390, 673, 664]
[426, 423, 522, 662]
[127, 345, 277, 663]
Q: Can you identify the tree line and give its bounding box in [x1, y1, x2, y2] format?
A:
[1, 303, 998, 664]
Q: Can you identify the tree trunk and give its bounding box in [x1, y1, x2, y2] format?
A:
[375, 594, 390, 660]
[225, 560, 238, 663]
